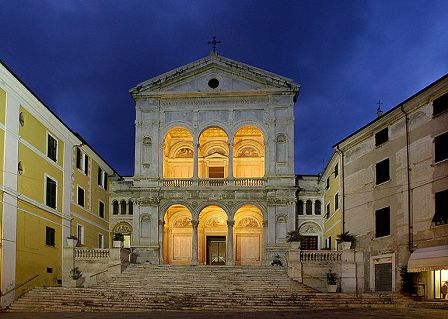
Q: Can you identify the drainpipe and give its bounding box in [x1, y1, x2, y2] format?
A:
[400, 105, 413, 252]
[335, 146, 345, 233]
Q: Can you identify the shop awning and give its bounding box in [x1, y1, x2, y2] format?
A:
[408, 245, 448, 272]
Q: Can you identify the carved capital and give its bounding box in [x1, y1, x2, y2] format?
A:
[227, 220, 235, 227]
[191, 220, 199, 228]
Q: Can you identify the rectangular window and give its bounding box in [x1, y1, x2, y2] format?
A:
[334, 163, 339, 177]
[77, 224, 84, 245]
[45, 226, 55, 246]
[76, 148, 82, 169]
[209, 166, 224, 178]
[376, 158, 390, 185]
[99, 201, 105, 218]
[433, 189, 448, 226]
[77, 186, 85, 207]
[334, 193, 339, 210]
[98, 234, 104, 249]
[45, 177, 57, 209]
[326, 203, 331, 219]
[47, 134, 57, 162]
[375, 207, 390, 238]
[326, 177, 329, 190]
[76, 148, 89, 175]
[375, 127, 389, 146]
[434, 132, 448, 163]
[433, 92, 448, 117]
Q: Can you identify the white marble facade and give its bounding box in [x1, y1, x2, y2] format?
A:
[110, 51, 299, 265]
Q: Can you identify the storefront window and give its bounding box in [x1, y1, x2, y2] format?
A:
[434, 269, 448, 299]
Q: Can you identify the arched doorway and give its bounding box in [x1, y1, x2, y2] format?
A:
[234, 205, 264, 265]
[163, 127, 194, 178]
[112, 222, 133, 249]
[298, 221, 322, 250]
[198, 205, 228, 265]
[163, 204, 193, 264]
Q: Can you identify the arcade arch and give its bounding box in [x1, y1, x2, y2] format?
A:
[233, 125, 264, 178]
[163, 127, 194, 178]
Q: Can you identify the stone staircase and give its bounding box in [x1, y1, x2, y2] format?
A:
[8, 264, 406, 312]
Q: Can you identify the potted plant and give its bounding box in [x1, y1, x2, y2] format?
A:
[66, 235, 78, 247]
[327, 269, 338, 293]
[113, 232, 124, 248]
[336, 231, 356, 250]
[286, 229, 304, 249]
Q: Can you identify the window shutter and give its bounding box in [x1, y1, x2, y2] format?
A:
[76, 148, 81, 169]
[98, 167, 102, 186]
[104, 173, 108, 190]
[84, 155, 89, 175]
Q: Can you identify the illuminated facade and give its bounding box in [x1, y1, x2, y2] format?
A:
[111, 51, 300, 265]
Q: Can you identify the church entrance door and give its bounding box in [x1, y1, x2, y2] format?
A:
[207, 236, 226, 265]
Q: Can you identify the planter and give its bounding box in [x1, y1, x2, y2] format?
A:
[66, 238, 78, 247]
[341, 241, 352, 250]
[289, 241, 301, 250]
[113, 240, 123, 248]
[327, 284, 337, 293]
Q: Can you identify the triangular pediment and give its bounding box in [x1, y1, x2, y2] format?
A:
[130, 53, 299, 97]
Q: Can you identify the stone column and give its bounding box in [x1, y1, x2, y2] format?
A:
[312, 200, 315, 215]
[158, 219, 164, 264]
[262, 219, 268, 265]
[191, 220, 199, 265]
[193, 143, 199, 186]
[226, 220, 235, 266]
[228, 142, 233, 180]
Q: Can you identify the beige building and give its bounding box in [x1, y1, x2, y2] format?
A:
[335, 74, 448, 298]
[321, 152, 343, 250]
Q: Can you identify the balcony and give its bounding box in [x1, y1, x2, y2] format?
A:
[161, 177, 266, 188]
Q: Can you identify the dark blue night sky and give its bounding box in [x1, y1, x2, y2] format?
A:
[1, 1, 447, 176]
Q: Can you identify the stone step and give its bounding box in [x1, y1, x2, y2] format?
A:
[8, 265, 404, 312]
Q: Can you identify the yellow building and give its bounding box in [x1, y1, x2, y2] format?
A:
[321, 151, 343, 250]
[0, 60, 118, 308]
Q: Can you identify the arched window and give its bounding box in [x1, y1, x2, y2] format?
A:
[128, 201, 133, 215]
[315, 200, 322, 215]
[298, 200, 304, 215]
[112, 201, 119, 215]
[305, 200, 312, 215]
[120, 200, 127, 215]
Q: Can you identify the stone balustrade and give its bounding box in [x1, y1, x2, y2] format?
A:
[234, 178, 265, 186]
[162, 178, 193, 187]
[161, 178, 265, 187]
[300, 250, 342, 262]
[74, 248, 110, 260]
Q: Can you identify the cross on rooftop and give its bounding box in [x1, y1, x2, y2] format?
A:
[376, 100, 384, 117]
[208, 36, 222, 53]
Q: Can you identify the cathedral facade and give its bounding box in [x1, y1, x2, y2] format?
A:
[110, 51, 299, 265]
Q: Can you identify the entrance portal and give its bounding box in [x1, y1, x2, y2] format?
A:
[207, 236, 226, 265]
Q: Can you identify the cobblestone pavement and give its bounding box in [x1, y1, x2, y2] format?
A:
[1, 308, 446, 319]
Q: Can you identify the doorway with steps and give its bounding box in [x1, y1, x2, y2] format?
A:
[207, 236, 226, 265]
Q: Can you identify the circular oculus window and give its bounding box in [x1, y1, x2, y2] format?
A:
[208, 78, 219, 89]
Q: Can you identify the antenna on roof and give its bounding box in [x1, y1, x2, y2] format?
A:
[376, 100, 384, 117]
